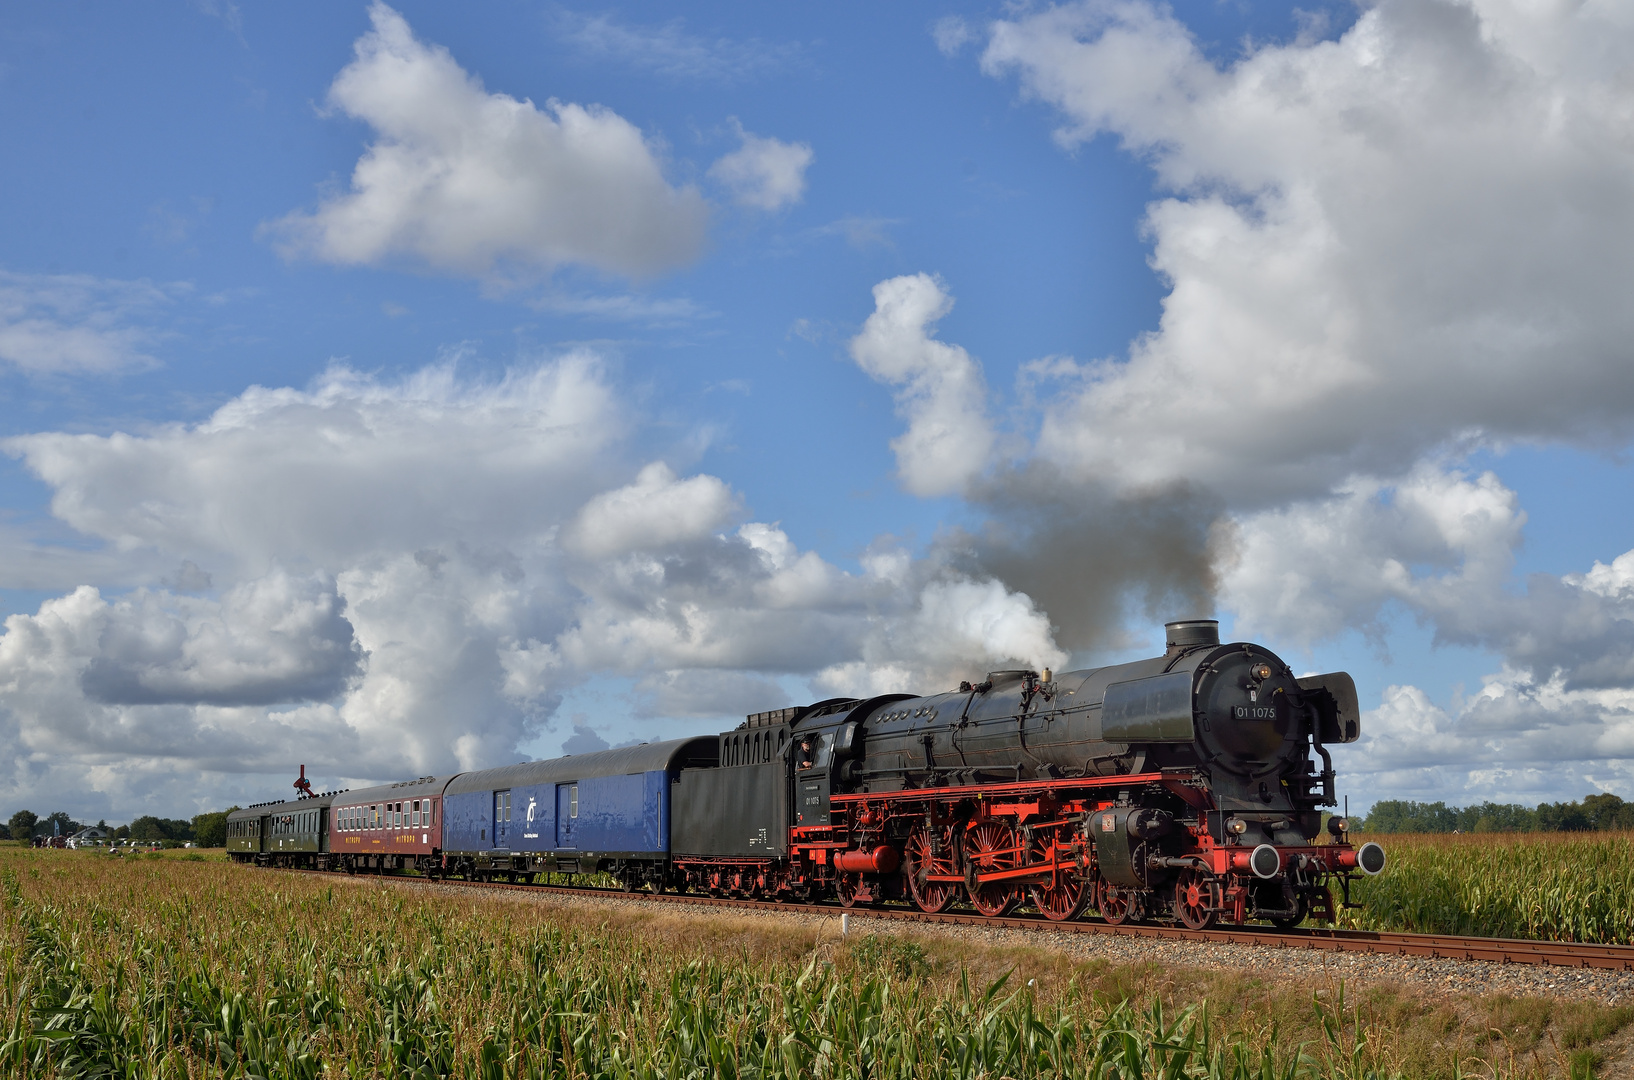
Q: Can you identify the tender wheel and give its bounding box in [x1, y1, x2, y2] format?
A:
[963, 821, 1020, 917]
[1097, 882, 1140, 925]
[1270, 891, 1308, 929]
[903, 826, 960, 913]
[1173, 868, 1220, 930]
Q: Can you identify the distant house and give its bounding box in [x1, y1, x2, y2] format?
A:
[66, 827, 110, 849]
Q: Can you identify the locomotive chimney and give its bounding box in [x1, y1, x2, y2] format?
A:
[1165, 619, 1219, 655]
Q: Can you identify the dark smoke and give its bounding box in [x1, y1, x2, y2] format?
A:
[950, 462, 1229, 657]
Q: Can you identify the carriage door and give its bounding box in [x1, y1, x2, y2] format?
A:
[493, 790, 511, 848]
[555, 783, 578, 848]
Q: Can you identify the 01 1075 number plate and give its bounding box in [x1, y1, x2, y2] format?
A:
[1231, 705, 1279, 720]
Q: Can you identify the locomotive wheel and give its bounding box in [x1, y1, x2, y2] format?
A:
[1029, 869, 1088, 922]
[1270, 892, 1308, 929]
[1172, 868, 1220, 930]
[836, 873, 860, 908]
[1027, 832, 1088, 922]
[963, 821, 1020, 918]
[903, 826, 959, 913]
[1097, 883, 1140, 925]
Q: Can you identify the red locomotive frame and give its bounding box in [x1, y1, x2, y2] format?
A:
[672, 769, 1371, 930]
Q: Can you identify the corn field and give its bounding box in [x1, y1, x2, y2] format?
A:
[1340, 832, 1634, 944]
[0, 845, 1630, 1077]
[0, 846, 1431, 1080]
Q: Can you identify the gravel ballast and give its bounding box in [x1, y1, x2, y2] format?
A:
[351, 875, 1634, 1006]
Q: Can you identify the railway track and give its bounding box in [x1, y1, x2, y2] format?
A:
[282, 866, 1634, 972]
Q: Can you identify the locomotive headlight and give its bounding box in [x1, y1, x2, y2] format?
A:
[1226, 816, 1248, 836]
[1327, 816, 1349, 836]
[1250, 663, 1272, 681]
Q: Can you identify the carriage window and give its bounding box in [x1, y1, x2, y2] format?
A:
[569, 785, 578, 819]
[411, 801, 419, 827]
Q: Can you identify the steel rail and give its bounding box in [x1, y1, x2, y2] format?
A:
[278, 866, 1634, 972]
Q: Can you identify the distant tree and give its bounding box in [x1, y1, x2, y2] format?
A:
[40, 812, 81, 837]
[7, 811, 37, 843]
[129, 816, 168, 841]
[1536, 800, 1592, 831]
[0, 823, 10, 841]
[1581, 793, 1634, 831]
[113, 824, 130, 839]
[1456, 802, 1537, 833]
[1358, 801, 1459, 833]
[191, 809, 233, 848]
[126, 816, 195, 841]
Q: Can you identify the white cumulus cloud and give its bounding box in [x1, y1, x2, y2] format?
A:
[850, 274, 996, 497]
[7, 353, 620, 571]
[979, 0, 1634, 502]
[0, 352, 1066, 819]
[709, 121, 814, 211]
[564, 462, 741, 558]
[267, 2, 707, 277]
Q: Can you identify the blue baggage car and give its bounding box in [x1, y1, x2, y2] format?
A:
[440, 738, 717, 886]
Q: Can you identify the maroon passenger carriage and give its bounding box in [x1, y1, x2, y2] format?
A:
[328, 775, 450, 874]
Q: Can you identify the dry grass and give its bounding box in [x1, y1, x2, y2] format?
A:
[1, 846, 1632, 1077]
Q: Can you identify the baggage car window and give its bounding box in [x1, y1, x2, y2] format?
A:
[570, 785, 578, 819]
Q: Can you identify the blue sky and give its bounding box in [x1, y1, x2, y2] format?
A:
[2, 0, 1632, 821]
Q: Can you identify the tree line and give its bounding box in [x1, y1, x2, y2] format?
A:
[1358, 792, 1634, 833]
[3, 809, 235, 847]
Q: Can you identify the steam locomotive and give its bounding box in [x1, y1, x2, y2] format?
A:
[228, 620, 1384, 929]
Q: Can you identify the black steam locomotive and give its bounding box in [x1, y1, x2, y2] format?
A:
[230, 619, 1383, 930]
